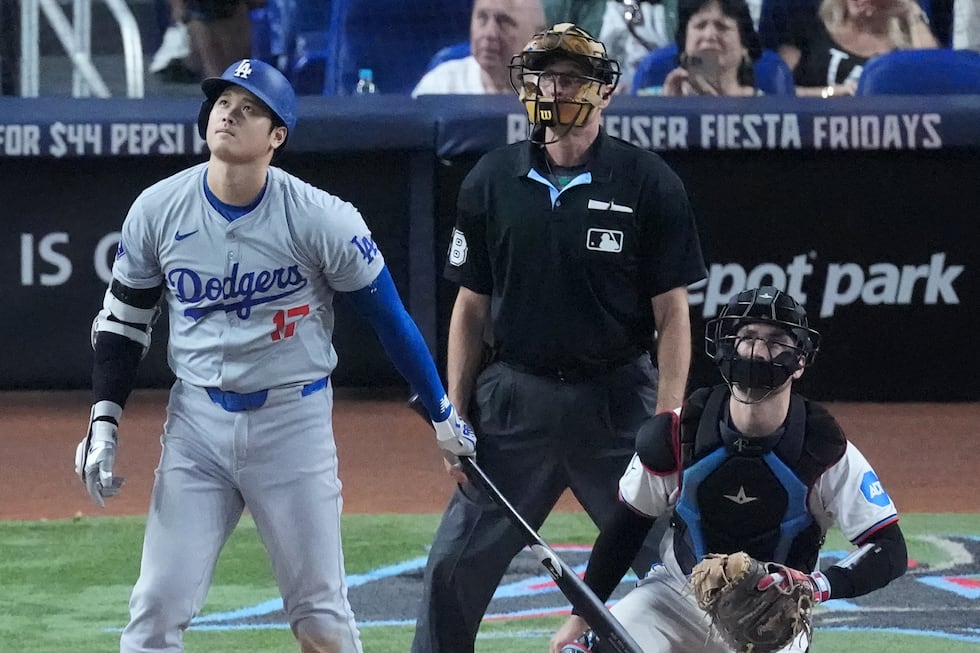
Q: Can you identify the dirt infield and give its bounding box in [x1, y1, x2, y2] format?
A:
[2, 389, 977, 521]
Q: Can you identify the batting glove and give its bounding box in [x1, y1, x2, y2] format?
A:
[432, 404, 476, 464]
[74, 400, 126, 508]
[757, 565, 831, 603]
[558, 644, 591, 653]
[551, 619, 595, 653]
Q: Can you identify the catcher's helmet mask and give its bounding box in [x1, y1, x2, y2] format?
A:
[705, 286, 821, 403]
[197, 58, 297, 153]
[509, 23, 621, 142]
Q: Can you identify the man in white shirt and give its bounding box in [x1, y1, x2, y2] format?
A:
[413, 0, 546, 96]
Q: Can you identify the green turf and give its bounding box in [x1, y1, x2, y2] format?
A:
[0, 513, 976, 652]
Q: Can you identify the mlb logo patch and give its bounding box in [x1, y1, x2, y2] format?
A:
[586, 228, 623, 253]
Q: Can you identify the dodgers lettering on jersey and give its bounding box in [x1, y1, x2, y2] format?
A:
[111, 163, 385, 393]
[167, 263, 308, 320]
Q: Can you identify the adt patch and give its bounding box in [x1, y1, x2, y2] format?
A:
[860, 471, 891, 507]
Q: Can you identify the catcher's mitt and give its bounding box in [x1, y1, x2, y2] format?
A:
[689, 552, 813, 653]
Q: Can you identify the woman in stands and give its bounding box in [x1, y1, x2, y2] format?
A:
[656, 0, 764, 96]
[779, 0, 937, 97]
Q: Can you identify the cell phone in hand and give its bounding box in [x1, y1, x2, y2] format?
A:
[681, 50, 724, 94]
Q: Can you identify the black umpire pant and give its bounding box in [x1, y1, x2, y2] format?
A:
[411, 354, 665, 653]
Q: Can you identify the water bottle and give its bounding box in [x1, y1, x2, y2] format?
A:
[354, 68, 377, 95]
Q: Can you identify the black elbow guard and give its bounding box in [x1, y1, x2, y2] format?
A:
[635, 411, 680, 473]
[824, 522, 908, 599]
[110, 279, 164, 308]
[93, 332, 145, 407]
[91, 282, 163, 356]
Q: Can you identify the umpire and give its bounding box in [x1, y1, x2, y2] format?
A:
[411, 23, 707, 653]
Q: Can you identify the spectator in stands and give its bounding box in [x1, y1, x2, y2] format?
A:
[412, 0, 547, 96]
[187, 0, 264, 79]
[543, 0, 606, 37]
[650, 0, 764, 95]
[151, 0, 263, 82]
[149, 0, 194, 82]
[544, 1, 676, 90]
[778, 0, 938, 97]
[597, 1, 676, 88]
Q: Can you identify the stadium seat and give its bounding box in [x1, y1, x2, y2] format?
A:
[632, 45, 678, 94]
[632, 44, 797, 96]
[247, 0, 339, 94]
[250, 7, 272, 63]
[298, 3, 343, 95]
[426, 41, 471, 73]
[327, 0, 473, 95]
[290, 31, 333, 96]
[754, 49, 796, 96]
[856, 48, 980, 95]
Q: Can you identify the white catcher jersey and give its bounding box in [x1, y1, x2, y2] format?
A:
[620, 440, 899, 546]
[111, 163, 385, 392]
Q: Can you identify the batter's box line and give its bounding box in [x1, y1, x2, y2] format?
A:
[821, 625, 980, 645]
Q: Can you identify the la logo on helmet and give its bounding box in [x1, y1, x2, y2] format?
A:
[233, 60, 253, 79]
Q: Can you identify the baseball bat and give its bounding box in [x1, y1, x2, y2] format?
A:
[408, 394, 643, 653]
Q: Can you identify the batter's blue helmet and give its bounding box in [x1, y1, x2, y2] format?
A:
[197, 59, 297, 143]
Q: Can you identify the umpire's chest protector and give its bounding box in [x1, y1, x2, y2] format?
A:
[671, 386, 847, 573]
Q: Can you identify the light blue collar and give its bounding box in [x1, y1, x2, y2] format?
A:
[527, 168, 593, 208]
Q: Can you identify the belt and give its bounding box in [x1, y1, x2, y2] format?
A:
[205, 376, 329, 412]
[499, 356, 638, 383]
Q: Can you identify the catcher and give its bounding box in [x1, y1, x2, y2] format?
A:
[551, 286, 908, 653]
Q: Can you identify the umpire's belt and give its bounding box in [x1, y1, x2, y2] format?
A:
[499, 355, 639, 383]
[206, 376, 329, 412]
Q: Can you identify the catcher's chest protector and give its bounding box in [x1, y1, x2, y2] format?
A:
[672, 386, 846, 573]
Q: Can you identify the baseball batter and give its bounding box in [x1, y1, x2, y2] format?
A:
[552, 286, 909, 652]
[73, 59, 475, 653]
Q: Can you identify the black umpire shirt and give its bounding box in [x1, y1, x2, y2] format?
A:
[445, 127, 706, 374]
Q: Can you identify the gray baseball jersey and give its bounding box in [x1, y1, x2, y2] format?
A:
[111, 162, 384, 392]
[116, 163, 383, 653]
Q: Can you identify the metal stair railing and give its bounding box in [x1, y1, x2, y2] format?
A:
[20, 0, 144, 97]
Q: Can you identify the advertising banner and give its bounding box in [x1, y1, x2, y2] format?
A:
[2, 96, 977, 400]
